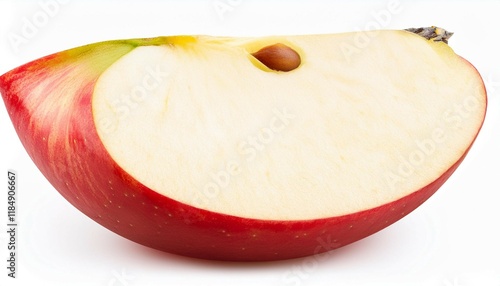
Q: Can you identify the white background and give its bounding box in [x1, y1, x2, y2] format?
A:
[0, 0, 499, 285]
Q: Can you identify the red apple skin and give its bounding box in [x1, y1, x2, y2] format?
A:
[0, 41, 486, 261]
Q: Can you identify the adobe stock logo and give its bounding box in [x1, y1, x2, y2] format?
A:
[212, 0, 243, 20]
[384, 94, 482, 192]
[191, 107, 296, 211]
[98, 64, 171, 135]
[340, 0, 403, 62]
[8, 0, 70, 54]
[282, 235, 342, 286]
[107, 268, 135, 286]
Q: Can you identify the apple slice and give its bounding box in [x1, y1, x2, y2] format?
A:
[0, 28, 486, 261]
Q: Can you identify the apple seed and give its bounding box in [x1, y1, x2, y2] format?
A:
[251, 43, 301, 72]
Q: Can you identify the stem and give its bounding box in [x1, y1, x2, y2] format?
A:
[405, 26, 454, 44]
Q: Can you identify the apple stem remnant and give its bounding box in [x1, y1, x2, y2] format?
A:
[405, 26, 453, 44]
[251, 43, 301, 72]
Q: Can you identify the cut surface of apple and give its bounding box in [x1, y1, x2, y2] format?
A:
[93, 31, 484, 220]
[0, 28, 487, 261]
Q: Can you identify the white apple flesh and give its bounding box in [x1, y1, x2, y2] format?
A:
[0, 29, 487, 261]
